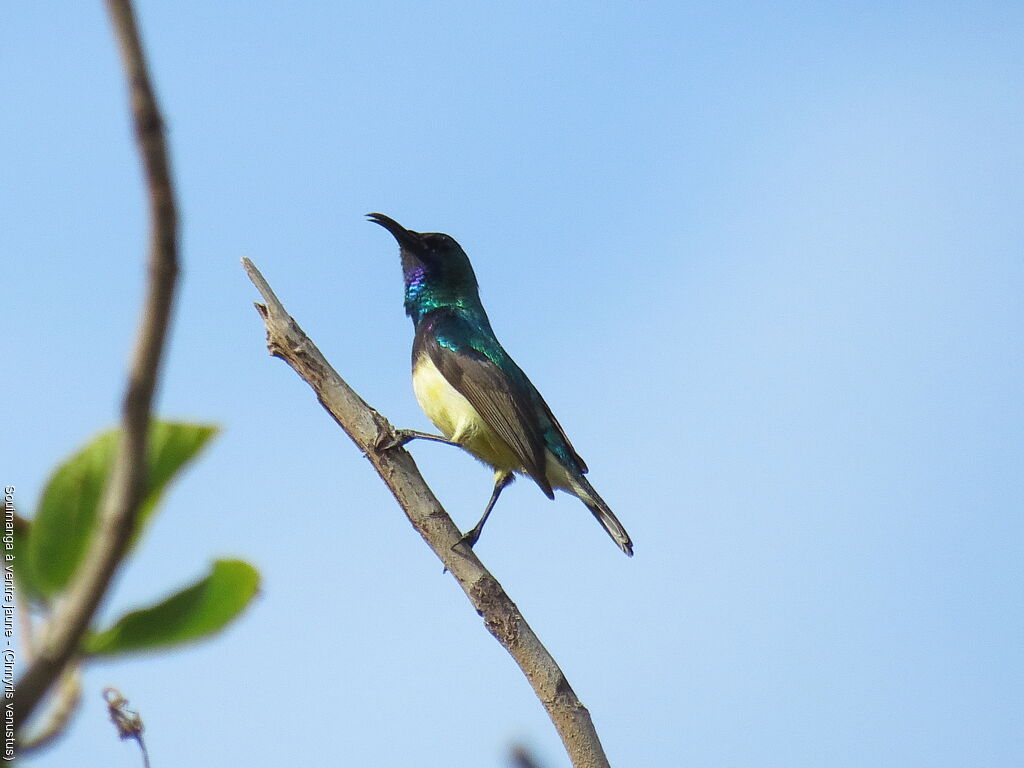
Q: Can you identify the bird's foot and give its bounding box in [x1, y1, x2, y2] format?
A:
[373, 426, 410, 452]
[453, 525, 483, 552]
[441, 527, 481, 574]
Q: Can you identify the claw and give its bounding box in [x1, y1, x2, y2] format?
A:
[373, 425, 415, 452]
[454, 526, 482, 551]
[374, 431, 401, 452]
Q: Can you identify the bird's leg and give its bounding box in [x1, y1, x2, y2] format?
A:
[457, 471, 514, 550]
[375, 428, 460, 452]
[395, 429, 460, 446]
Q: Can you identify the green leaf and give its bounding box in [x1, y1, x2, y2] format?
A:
[28, 421, 218, 598]
[85, 559, 260, 656]
[134, 421, 220, 542]
[28, 431, 118, 598]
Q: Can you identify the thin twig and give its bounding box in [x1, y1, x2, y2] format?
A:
[104, 688, 151, 768]
[14, 0, 179, 732]
[242, 258, 612, 768]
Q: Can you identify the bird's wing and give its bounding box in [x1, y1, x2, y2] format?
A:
[418, 312, 554, 497]
[533, 393, 588, 474]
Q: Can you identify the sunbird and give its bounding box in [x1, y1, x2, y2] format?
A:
[369, 213, 633, 556]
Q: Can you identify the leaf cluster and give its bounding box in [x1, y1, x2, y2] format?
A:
[16, 421, 259, 658]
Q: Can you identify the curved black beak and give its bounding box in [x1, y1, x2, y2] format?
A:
[367, 213, 421, 248]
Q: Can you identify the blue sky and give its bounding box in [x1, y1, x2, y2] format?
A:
[3, 2, 1022, 766]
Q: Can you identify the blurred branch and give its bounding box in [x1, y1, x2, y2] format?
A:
[14, 0, 179, 732]
[242, 258, 612, 768]
[511, 744, 547, 768]
[18, 669, 81, 754]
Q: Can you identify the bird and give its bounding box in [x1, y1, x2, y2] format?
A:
[368, 213, 633, 556]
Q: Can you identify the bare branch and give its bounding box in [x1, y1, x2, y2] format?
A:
[242, 258, 612, 768]
[14, 0, 179, 732]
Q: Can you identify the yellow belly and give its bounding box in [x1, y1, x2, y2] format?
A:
[412, 354, 522, 472]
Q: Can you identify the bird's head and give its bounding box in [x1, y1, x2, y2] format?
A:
[368, 213, 481, 319]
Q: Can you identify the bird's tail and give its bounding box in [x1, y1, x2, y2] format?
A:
[573, 475, 634, 557]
